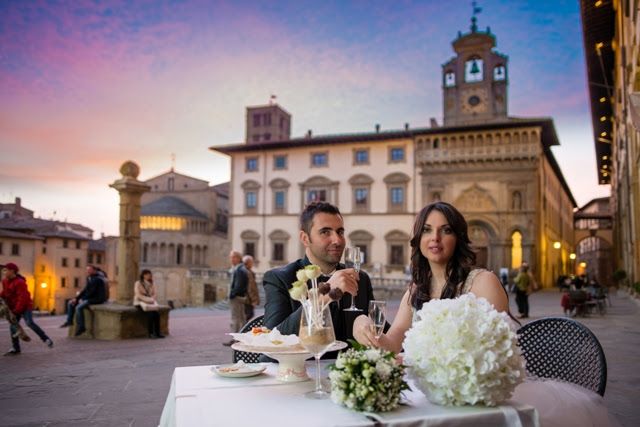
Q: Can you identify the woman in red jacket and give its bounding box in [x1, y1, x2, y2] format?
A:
[1, 263, 53, 355]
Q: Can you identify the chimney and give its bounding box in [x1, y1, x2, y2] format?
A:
[404, 123, 410, 131]
[306, 129, 313, 138]
[375, 124, 380, 133]
[430, 118, 439, 128]
[15, 197, 21, 207]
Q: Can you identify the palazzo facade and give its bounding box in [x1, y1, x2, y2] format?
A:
[212, 18, 576, 287]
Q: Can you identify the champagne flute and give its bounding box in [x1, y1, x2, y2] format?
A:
[343, 246, 363, 312]
[299, 301, 336, 399]
[368, 300, 386, 339]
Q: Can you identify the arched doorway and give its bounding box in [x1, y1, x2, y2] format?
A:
[469, 224, 490, 268]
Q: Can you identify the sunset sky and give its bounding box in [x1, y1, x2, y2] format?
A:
[1, 0, 609, 236]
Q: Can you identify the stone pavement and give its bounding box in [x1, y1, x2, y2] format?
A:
[0, 290, 638, 427]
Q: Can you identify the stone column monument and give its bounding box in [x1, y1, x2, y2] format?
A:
[109, 161, 151, 304]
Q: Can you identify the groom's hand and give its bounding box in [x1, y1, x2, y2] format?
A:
[327, 269, 359, 297]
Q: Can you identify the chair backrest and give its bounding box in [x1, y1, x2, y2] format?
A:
[517, 317, 607, 396]
[232, 315, 264, 364]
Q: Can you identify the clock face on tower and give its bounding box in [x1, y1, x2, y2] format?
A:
[461, 88, 489, 114]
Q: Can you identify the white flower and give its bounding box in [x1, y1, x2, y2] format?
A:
[304, 264, 322, 280]
[329, 345, 409, 412]
[403, 293, 525, 406]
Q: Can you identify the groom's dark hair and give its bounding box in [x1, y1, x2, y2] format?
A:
[299, 202, 342, 235]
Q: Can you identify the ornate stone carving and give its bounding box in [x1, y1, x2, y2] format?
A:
[455, 184, 497, 212]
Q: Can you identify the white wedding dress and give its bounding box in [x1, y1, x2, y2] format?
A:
[411, 269, 620, 427]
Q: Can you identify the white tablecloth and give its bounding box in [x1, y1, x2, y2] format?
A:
[159, 363, 539, 427]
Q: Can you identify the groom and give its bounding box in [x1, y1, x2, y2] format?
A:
[262, 201, 377, 351]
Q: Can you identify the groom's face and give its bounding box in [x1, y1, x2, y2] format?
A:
[301, 212, 345, 267]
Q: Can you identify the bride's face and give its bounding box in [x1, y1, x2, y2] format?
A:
[419, 210, 457, 267]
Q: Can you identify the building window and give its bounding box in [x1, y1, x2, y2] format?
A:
[244, 242, 256, 258]
[355, 188, 368, 208]
[241, 230, 260, 262]
[349, 174, 373, 213]
[168, 177, 175, 191]
[273, 243, 285, 262]
[273, 155, 287, 170]
[432, 192, 441, 202]
[494, 65, 506, 81]
[246, 192, 257, 209]
[389, 147, 405, 163]
[311, 152, 328, 167]
[246, 157, 259, 172]
[263, 113, 272, 125]
[11, 243, 19, 256]
[74, 277, 80, 288]
[76, 241, 81, 249]
[353, 149, 369, 165]
[242, 180, 261, 215]
[42, 246, 47, 254]
[391, 187, 404, 206]
[300, 176, 337, 207]
[274, 191, 286, 211]
[41, 264, 46, 273]
[61, 277, 66, 288]
[263, 133, 271, 141]
[444, 71, 455, 87]
[269, 229, 290, 266]
[390, 245, 404, 266]
[75, 258, 80, 268]
[253, 114, 261, 127]
[384, 172, 410, 213]
[62, 257, 68, 267]
[88, 253, 94, 263]
[385, 230, 410, 270]
[511, 231, 523, 269]
[349, 230, 374, 268]
[307, 189, 327, 203]
[0, 242, 3, 254]
[252, 135, 260, 142]
[63, 239, 69, 248]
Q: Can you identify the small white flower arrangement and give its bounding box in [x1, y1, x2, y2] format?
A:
[328, 342, 409, 412]
[403, 293, 525, 406]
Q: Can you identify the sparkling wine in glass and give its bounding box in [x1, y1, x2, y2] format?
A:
[299, 301, 336, 399]
[343, 246, 363, 312]
[368, 300, 386, 339]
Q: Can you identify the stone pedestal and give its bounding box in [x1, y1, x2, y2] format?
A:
[74, 160, 170, 340]
[68, 303, 170, 339]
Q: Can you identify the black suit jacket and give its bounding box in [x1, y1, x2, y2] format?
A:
[229, 264, 248, 299]
[263, 256, 376, 348]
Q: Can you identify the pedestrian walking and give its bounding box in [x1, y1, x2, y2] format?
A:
[514, 262, 535, 319]
[1, 263, 53, 355]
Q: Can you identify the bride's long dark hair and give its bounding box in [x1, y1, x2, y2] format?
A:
[409, 202, 476, 310]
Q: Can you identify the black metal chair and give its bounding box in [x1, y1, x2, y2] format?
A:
[232, 315, 264, 363]
[517, 317, 607, 396]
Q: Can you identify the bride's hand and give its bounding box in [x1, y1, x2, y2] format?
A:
[353, 314, 379, 348]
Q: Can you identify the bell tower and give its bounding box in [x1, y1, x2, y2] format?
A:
[442, 8, 508, 126]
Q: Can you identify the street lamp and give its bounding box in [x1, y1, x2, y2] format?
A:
[553, 241, 561, 250]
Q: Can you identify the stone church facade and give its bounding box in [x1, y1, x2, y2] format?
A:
[212, 18, 575, 288]
[139, 169, 229, 306]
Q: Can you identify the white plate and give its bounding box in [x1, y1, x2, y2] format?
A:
[211, 363, 267, 378]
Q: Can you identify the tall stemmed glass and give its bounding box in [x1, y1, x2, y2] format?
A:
[368, 300, 386, 339]
[343, 246, 363, 312]
[299, 301, 336, 399]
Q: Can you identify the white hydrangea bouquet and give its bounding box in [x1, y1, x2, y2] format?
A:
[328, 341, 409, 412]
[403, 293, 525, 406]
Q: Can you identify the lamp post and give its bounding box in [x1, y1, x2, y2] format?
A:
[569, 253, 576, 276]
[553, 241, 561, 282]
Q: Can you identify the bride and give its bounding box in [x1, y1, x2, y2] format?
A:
[352, 201, 618, 427]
